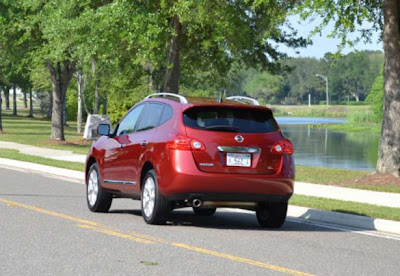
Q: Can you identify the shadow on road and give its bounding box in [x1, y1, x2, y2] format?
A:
[108, 208, 365, 232]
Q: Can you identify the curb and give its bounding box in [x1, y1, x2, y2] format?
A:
[0, 158, 84, 182]
[287, 205, 400, 236]
[1, 157, 399, 236]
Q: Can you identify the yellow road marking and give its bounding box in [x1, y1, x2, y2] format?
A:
[171, 243, 313, 276]
[77, 225, 155, 244]
[0, 198, 101, 227]
[1, 197, 314, 276]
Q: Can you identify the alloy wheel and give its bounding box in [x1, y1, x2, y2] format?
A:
[142, 176, 156, 218]
[87, 169, 99, 207]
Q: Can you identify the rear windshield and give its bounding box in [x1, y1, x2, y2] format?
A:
[183, 107, 279, 133]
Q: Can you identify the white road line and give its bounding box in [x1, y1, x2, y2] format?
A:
[223, 208, 400, 241]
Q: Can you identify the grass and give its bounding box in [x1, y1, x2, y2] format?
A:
[324, 122, 381, 134]
[0, 108, 92, 154]
[0, 149, 85, 171]
[297, 166, 400, 193]
[270, 104, 382, 133]
[270, 104, 371, 118]
[296, 165, 369, 184]
[291, 195, 400, 222]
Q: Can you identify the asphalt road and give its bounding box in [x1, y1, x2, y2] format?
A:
[1, 166, 399, 276]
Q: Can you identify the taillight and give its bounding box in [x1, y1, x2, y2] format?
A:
[167, 136, 205, 151]
[271, 139, 294, 155]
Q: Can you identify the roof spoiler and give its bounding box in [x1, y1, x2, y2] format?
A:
[226, 96, 260, 106]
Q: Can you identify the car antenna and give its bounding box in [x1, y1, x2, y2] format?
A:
[218, 89, 225, 103]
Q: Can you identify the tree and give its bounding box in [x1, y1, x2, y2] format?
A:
[0, 0, 94, 140]
[244, 72, 284, 104]
[366, 73, 384, 122]
[296, 0, 400, 176]
[329, 51, 383, 102]
[282, 57, 327, 103]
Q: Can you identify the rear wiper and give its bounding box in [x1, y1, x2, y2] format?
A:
[205, 125, 240, 132]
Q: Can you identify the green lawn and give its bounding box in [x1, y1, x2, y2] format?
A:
[296, 165, 369, 184]
[325, 122, 381, 134]
[0, 149, 84, 171]
[291, 195, 400, 222]
[0, 108, 92, 154]
[270, 104, 370, 118]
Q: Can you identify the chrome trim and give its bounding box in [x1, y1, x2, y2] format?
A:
[217, 146, 261, 153]
[145, 92, 188, 104]
[104, 179, 137, 185]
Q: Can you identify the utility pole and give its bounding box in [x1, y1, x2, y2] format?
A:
[316, 74, 329, 106]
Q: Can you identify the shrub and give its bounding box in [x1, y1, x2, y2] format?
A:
[365, 74, 383, 123]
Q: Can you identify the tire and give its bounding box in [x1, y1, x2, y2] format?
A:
[86, 163, 112, 212]
[193, 207, 217, 216]
[141, 169, 169, 225]
[256, 202, 287, 229]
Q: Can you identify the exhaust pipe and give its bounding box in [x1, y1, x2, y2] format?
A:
[192, 198, 203, 208]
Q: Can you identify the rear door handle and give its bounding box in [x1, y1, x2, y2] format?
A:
[140, 140, 148, 146]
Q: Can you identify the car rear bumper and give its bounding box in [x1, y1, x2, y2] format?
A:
[166, 192, 290, 203]
[158, 150, 295, 201]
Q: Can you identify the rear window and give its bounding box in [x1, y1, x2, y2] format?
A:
[183, 107, 279, 133]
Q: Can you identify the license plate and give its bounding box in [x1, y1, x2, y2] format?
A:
[226, 153, 251, 167]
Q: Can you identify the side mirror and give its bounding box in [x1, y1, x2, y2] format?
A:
[97, 124, 110, 136]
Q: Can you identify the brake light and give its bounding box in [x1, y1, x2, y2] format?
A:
[167, 136, 205, 151]
[271, 139, 294, 155]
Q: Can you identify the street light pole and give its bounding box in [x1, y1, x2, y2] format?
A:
[316, 74, 329, 106]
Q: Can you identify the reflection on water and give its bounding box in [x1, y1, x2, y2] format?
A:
[276, 118, 379, 171]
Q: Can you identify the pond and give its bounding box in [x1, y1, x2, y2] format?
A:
[275, 117, 379, 171]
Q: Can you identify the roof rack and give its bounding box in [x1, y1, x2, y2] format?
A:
[226, 96, 260, 106]
[145, 92, 188, 104]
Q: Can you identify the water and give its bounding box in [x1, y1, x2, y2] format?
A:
[275, 117, 379, 171]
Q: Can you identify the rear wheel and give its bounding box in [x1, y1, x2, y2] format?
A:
[193, 207, 217, 216]
[256, 202, 287, 229]
[141, 169, 169, 225]
[86, 163, 112, 212]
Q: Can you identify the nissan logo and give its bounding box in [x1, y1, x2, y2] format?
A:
[234, 135, 244, 143]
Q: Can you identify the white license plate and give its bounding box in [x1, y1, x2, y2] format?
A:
[226, 153, 251, 167]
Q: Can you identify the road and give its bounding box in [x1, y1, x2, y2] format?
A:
[1, 166, 399, 276]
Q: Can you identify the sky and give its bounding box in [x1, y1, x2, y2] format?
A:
[279, 15, 383, 59]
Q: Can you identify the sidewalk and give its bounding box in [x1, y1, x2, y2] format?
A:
[0, 141, 86, 163]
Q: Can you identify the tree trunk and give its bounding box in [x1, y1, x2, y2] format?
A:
[76, 70, 88, 134]
[102, 90, 107, 115]
[12, 84, 17, 116]
[377, 0, 400, 177]
[92, 57, 100, 114]
[28, 86, 34, 118]
[77, 71, 83, 134]
[23, 90, 28, 108]
[0, 92, 3, 132]
[63, 96, 68, 126]
[163, 16, 182, 94]
[4, 87, 10, 110]
[47, 91, 53, 119]
[47, 60, 76, 141]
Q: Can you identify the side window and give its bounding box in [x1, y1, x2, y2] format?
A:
[160, 105, 173, 125]
[136, 103, 164, 132]
[116, 104, 145, 136]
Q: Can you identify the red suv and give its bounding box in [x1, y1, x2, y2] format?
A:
[86, 93, 294, 228]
